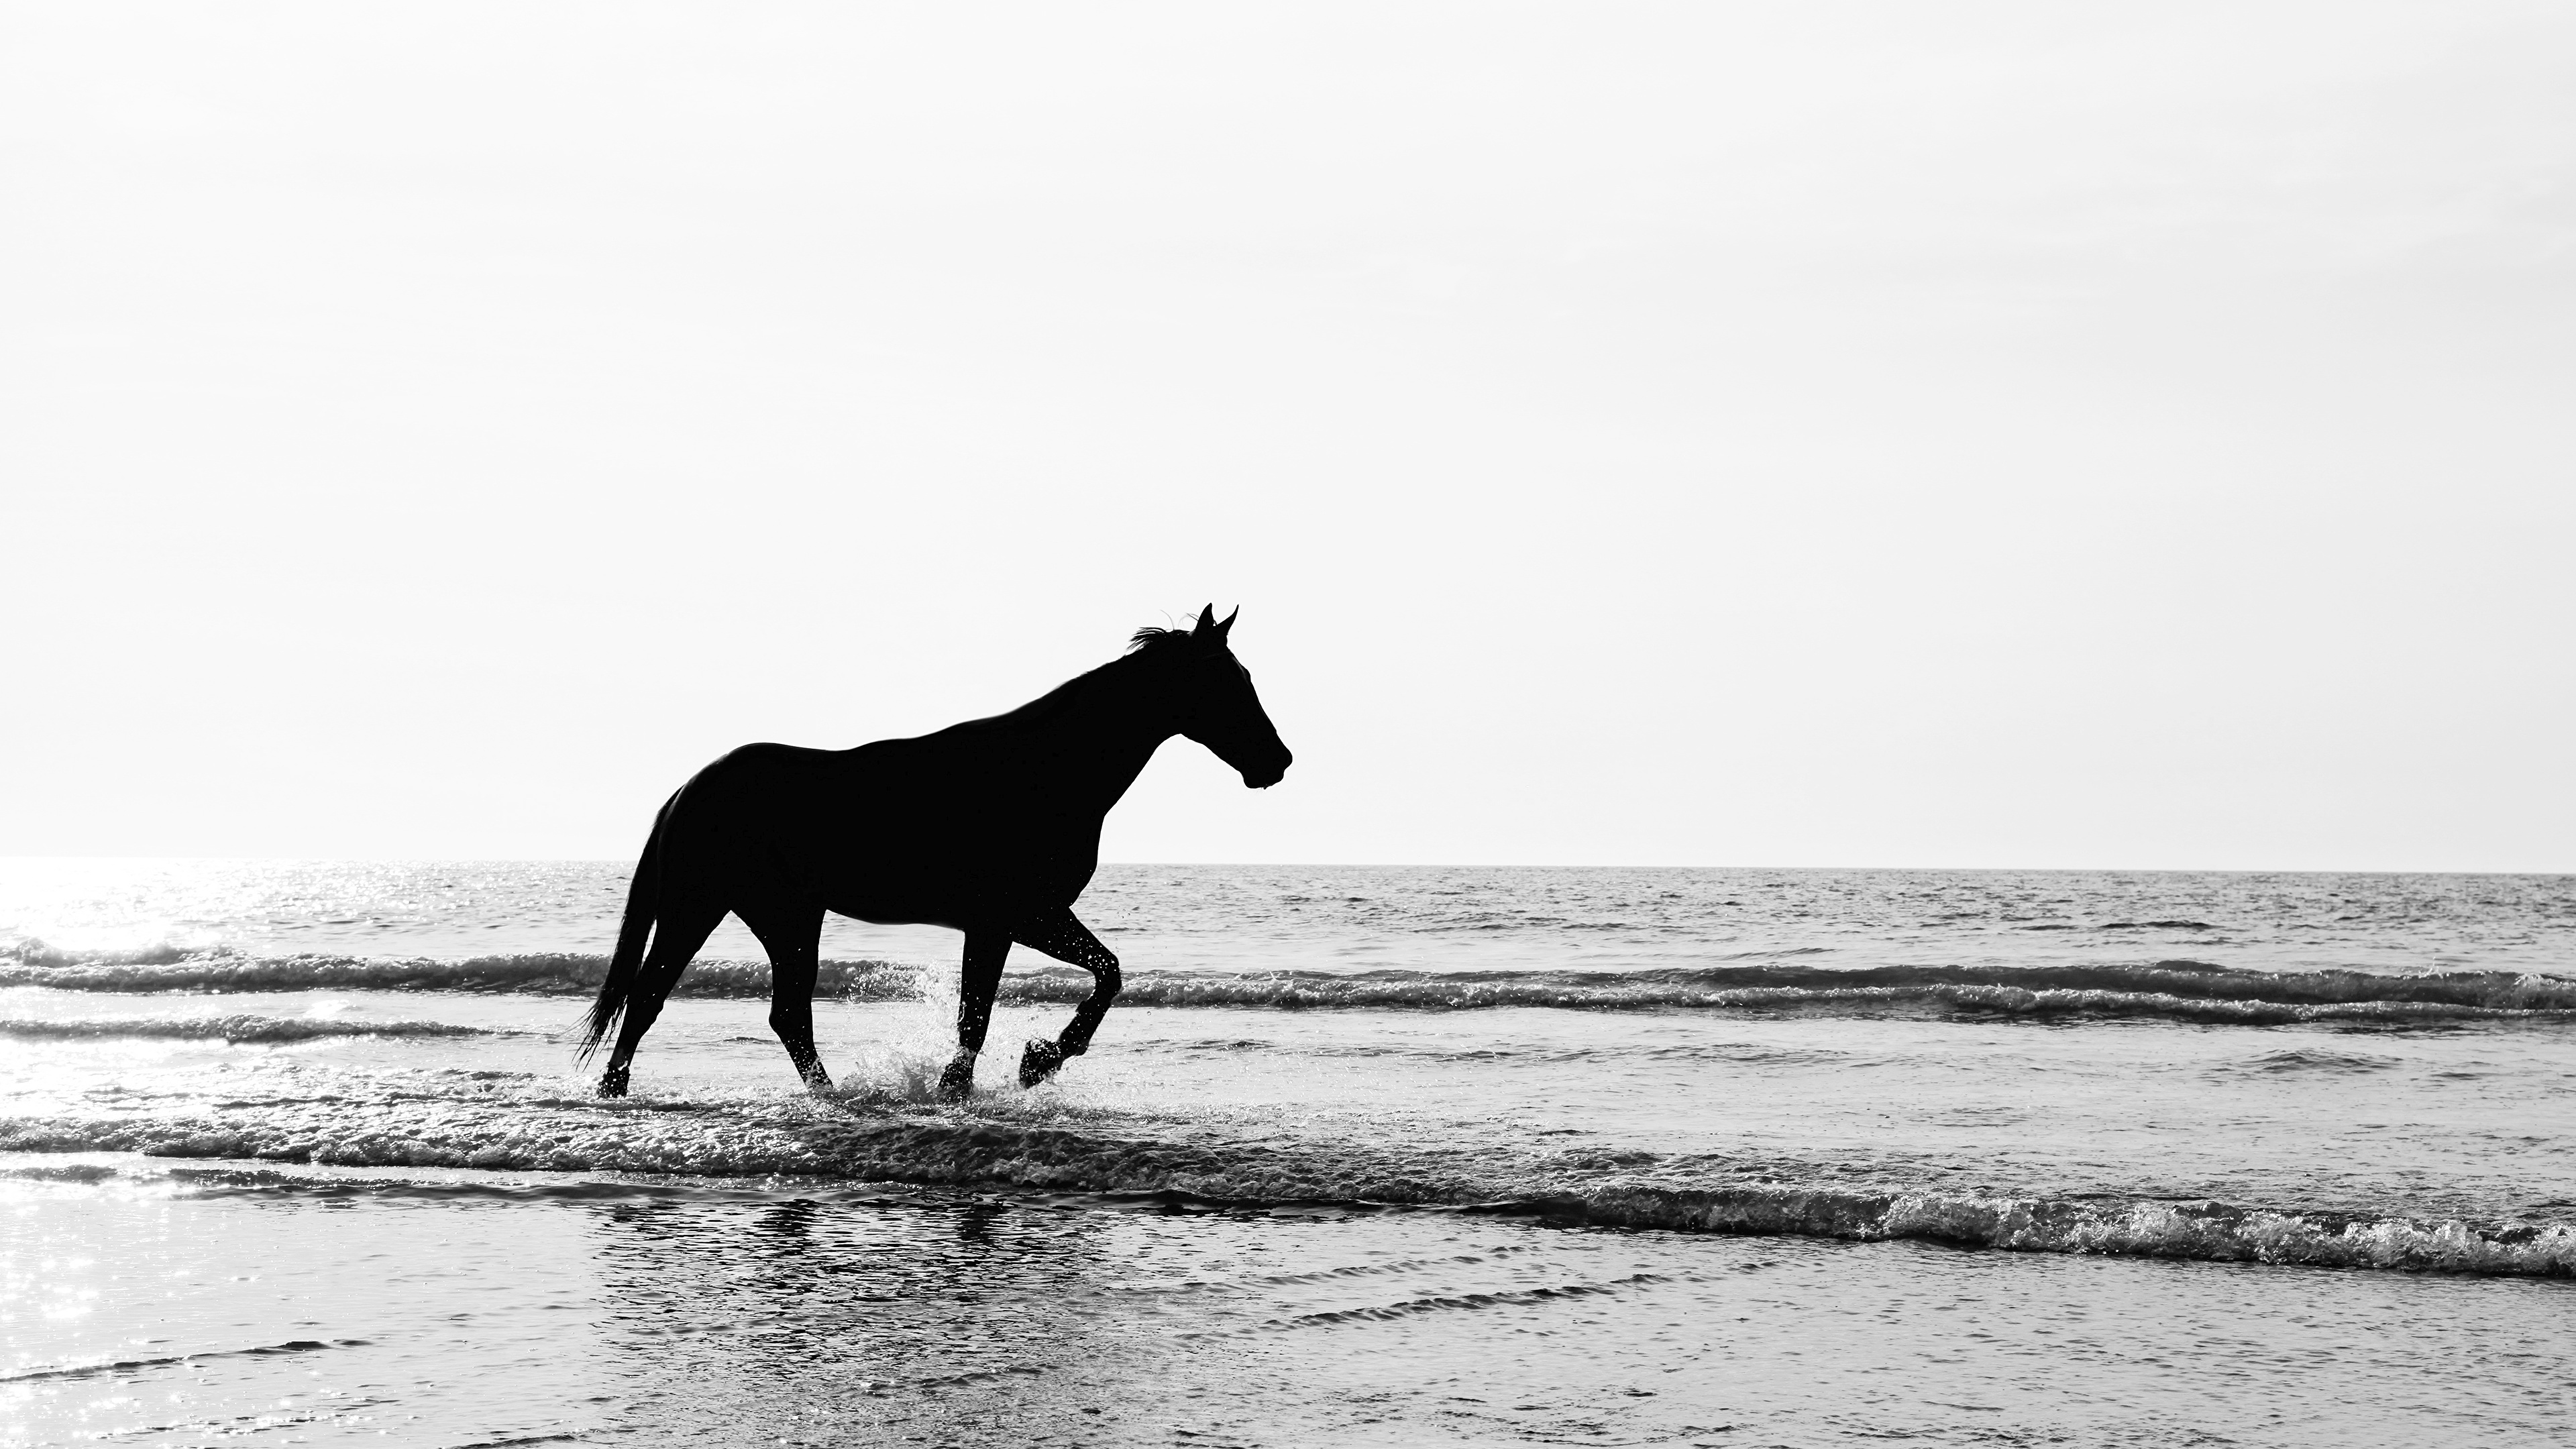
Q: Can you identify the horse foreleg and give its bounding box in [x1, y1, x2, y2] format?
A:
[940, 930, 1012, 1101]
[1010, 909, 1121, 1088]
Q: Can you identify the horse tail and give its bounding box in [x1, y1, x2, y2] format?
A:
[580, 792, 677, 1061]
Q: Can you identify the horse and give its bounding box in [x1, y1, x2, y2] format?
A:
[576, 606, 1291, 1100]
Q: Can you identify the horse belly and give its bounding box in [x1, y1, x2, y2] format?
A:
[684, 741, 1090, 927]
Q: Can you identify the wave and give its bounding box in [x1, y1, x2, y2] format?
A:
[7, 946, 2575, 1027]
[1550, 1183, 2576, 1277]
[1193, 1272, 1672, 1336]
[0, 948, 923, 999]
[0, 1015, 506, 1044]
[6, 1098, 2569, 1279]
[2214, 1048, 2403, 1076]
[1110, 967, 2576, 1025]
[0, 1338, 368, 1386]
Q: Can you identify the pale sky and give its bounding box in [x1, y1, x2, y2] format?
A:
[5, 2, 2571, 869]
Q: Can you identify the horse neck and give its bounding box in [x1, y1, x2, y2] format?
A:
[1032, 657, 1177, 815]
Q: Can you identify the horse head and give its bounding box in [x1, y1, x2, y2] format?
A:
[1142, 605, 1293, 789]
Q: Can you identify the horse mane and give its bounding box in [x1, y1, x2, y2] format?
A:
[953, 621, 1197, 735]
[1127, 616, 1216, 654]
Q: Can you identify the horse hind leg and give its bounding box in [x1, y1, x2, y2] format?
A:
[742, 897, 831, 1091]
[939, 930, 1012, 1102]
[597, 897, 727, 1098]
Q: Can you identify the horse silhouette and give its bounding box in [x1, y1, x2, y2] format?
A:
[578, 606, 1291, 1099]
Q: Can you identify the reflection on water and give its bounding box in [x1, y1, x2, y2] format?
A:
[588, 1194, 1167, 1442]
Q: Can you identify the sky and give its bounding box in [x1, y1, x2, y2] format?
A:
[4, 2, 2571, 869]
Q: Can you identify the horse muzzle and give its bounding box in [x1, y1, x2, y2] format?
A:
[1242, 750, 1291, 790]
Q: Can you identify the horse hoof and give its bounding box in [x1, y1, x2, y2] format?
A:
[1018, 1039, 1065, 1089]
[596, 1069, 630, 1099]
[936, 1057, 975, 1102]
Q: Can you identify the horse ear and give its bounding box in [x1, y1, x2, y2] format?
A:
[1193, 604, 1218, 636]
[1216, 606, 1240, 639]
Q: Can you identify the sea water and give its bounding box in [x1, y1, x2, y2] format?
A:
[3, 862, 2572, 1446]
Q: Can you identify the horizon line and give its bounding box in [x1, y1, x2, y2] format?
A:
[1, 854, 2568, 877]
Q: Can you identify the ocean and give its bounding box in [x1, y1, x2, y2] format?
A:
[3, 859, 2572, 1446]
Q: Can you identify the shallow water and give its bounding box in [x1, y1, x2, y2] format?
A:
[4, 861, 2573, 1444]
[10, 1169, 2575, 1448]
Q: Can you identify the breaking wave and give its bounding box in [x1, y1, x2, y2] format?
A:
[6, 1095, 2570, 1279]
[8, 945, 2576, 1028]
